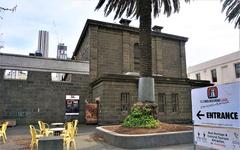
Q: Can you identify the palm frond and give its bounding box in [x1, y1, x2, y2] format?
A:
[95, 0, 106, 10]
[95, 0, 191, 19]
[221, 0, 240, 28]
[126, 0, 136, 17]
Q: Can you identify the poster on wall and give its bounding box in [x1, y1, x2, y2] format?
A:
[85, 103, 97, 124]
[65, 95, 80, 115]
[194, 126, 240, 150]
[191, 81, 240, 128]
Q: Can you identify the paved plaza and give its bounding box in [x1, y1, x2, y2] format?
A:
[0, 125, 214, 150]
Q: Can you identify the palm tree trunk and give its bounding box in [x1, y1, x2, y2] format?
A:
[139, 0, 152, 77]
[138, 0, 155, 102]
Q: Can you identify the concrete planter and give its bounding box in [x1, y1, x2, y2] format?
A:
[96, 126, 193, 149]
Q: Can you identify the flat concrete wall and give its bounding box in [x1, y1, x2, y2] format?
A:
[0, 69, 89, 125]
[0, 53, 89, 74]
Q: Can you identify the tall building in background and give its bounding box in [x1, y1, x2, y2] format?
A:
[52, 43, 68, 81]
[57, 43, 67, 59]
[37, 30, 49, 57]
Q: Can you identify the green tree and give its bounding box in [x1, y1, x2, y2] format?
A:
[95, 0, 189, 102]
[221, 0, 240, 28]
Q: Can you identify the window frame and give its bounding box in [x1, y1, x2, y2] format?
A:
[196, 73, 201, 80]
[121, 93, 130, 112]
[4, 70, 28, 80]
[133, 43, 140, 72]
[235, 63, 240, 78]
[158, 93, 166, 113]
[211, 69, 217, 82]
[171, 93, 179, 112]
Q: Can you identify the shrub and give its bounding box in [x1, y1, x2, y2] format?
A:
[122, 103, 160, 128]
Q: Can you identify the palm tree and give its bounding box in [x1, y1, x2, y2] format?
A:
[221, 0, 240, 28]
[95, 0, 190, 102]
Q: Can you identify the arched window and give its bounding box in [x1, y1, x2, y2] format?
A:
[134, 43, 140, 72]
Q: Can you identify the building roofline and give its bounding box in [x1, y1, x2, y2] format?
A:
[188, 50, 240, 73]
[72, 19, 188, 58]
[0, 52, 88, 64]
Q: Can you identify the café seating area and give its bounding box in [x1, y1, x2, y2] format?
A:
[29, 120, 79, 150]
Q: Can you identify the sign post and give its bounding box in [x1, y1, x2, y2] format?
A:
[191, 82, 240, 150]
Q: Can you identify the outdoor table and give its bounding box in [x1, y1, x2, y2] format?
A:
[51, 122, 64, 127]
[50, 127, 64, 136]
[51, 123, 64, 126]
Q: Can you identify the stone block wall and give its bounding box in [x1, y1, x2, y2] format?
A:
[75, 22, 188, 82]
[91, 74, 211, 125]
[0, 69, 89, 125]
[154, 83, 192, 123]
[92, 80, 138, 124]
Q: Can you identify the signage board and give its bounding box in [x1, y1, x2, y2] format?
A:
[191, 82, 240, 128]
[194, 126, 240, 150]
[65, 95, 80, 115]
[85, 103, 97, 124]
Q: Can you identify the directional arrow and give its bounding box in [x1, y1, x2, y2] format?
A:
[197, 111, 205, 120]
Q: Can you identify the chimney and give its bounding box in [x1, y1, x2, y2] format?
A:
[119, 18, 131, 26]
[152, 25, 163, 32]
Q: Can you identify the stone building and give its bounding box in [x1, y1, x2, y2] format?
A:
[71, 19, 211, 124]
[0, 19, 211, 125]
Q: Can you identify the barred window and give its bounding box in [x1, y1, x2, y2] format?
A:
[172, 93, 179, 112]
[158, 93, 166, 112]
[121, 93, 130, 112]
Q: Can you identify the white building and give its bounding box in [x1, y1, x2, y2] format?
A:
[188, 51, 240, 85]
[57, 43, 67, 59]
[37, 30, 49, 57]
[52, 43, 68, 81]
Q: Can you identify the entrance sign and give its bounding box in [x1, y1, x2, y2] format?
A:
[194, 126, 240, 150]
[192, 82, 240, 128]
[65, 95, 80, 115]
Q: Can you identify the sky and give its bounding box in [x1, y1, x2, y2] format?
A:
[0, 0, 239, 67]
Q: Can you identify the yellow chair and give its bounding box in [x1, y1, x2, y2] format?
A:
[38, 121, 53, 136]
[72, 120, 78, 136]
[29, 125, 43, 150]
[72, 120, 78, 128]
[0, 121, 8, 143]
[61, 122, 72, 137]
[61, 123, 77, 150]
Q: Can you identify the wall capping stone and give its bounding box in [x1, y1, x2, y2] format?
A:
[96, 126, 193, 149]
[90, 74, 212, 87]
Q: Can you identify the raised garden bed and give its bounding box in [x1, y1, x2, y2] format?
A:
[96, 123, 193, 149]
